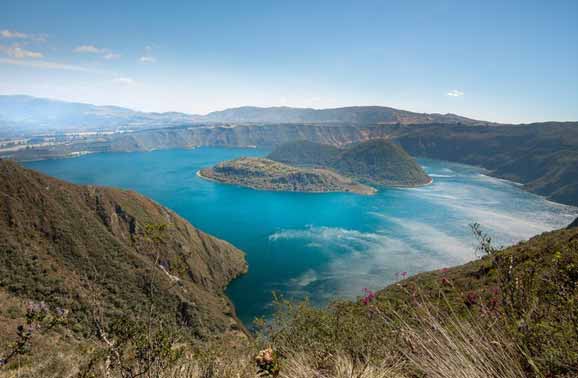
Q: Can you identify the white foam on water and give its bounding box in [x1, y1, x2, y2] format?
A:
[269, 225, 446, 301]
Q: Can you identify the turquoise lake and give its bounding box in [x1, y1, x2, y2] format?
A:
[26, 147, 578, 325]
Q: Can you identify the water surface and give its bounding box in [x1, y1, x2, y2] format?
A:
[26, 148, 578, 324]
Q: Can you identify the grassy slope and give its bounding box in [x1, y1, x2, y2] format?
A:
[373, 222, 578, 376]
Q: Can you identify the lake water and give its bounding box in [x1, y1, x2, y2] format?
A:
[26, 147, 578, 325]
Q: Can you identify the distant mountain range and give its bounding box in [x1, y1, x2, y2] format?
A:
[0, 95, 491, 137]
[0, 95, 197, 137]
[203, 105, 490, 125]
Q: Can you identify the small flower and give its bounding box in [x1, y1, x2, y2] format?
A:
[464, 291, 479, 307]
[362, 288, 376, 305]
[55, 307, 69, 318]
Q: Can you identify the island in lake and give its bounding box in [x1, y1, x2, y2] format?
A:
[199, 157, 377, 195]
[200, 139, 431, 194]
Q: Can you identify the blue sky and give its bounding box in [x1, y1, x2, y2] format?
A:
[1, 0, 577, 123]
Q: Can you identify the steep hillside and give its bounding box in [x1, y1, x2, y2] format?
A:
[0, 160, 247, 338]
[200, 157, 376, 195]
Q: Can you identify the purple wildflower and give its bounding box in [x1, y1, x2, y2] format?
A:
[362, 288, 376, 305]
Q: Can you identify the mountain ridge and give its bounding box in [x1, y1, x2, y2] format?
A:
[202, 105, 491, 125]
[0, 95, 491, 138]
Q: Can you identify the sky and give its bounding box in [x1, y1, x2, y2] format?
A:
[1, 0, 577, 123]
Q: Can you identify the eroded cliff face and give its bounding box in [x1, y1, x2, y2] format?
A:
[0, 159, 247, 337]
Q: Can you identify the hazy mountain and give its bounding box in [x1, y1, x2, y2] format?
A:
[203, 105, 490, 125]
[0, 95, 491, 138]
[0, 95, 199, 137]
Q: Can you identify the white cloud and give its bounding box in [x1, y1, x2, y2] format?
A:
[0, 58, 111, 74]
[74, 45, 119, 60]
[103, 52, 120, 60]
[74, 45, 107, 54]
[0, 44, 43, 59]
[139, 46, 156, 64]
[112, 77, 135, 85]
[0, 30, 29, 39]
[447, 89, 464, 97]
[139, 55, 156, 64]
[0, 30, 47, 42]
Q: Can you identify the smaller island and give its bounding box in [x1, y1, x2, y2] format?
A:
[199, 157, 377, 195]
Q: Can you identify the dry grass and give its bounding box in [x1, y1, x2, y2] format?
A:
[398, 305, 526, 378]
